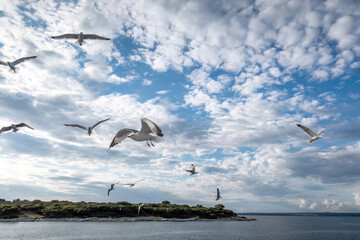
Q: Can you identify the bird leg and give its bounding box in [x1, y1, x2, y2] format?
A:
[146, 140, 150, 147]
[150, 139, 155, 147]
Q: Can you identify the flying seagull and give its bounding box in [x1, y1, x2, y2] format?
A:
[107, 182, 119, 196]
[186, 164, 198, 176]
[109, 118, 164, 149]
[64, 118, 110, 136]
[216, 188, 221, 201]
[0, 123, 34, 135]
[0, 56, 37, 73]
[138, 203, 146, 215]
[51, 32, 110, 46]
[296, 124, 324, 143]
[121, 179, 145, 187]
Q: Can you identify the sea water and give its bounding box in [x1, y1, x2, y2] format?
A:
[0, 216, 360, 240]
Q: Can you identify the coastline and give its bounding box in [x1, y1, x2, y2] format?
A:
[0, 215, 255, 222]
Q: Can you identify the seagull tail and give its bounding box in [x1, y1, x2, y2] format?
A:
[9, 67, 19, 73]
[307, 139, 314, 143]
[151, 136, 161, 143]
[74, 40, 87, 46]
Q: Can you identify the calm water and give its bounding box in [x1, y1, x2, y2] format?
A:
[0, 216, 360, 240]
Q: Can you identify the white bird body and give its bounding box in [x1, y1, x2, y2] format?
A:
[0, 56, 37, 73]
[297, 124, 324, 143]
[186, 164, 198, 176]
[51, 32, 110, 46]
[109, 118, 164, 148]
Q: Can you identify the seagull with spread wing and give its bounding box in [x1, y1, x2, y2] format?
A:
[51, 32, 110, 46]
[186, 164, 198, 176]
[109, 118, 164, 148]
[121, 179, 145, 187]
[216, 187, 222, 201]
[64, 118, 110, 136]
[0, 56, 37, 73]
[296, 124, 324, 143]
[138, 203, 146, 215]
[107, 182, 119, 196]
[0, 123, 34, 135]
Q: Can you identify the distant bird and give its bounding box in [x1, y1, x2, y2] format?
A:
[51, 32, 110, 46]
[107, 182, 118, 196]
[0, 56, 37, 73]
[216, 188, 221, 201]
[296, 124, 324, 143]
[64, 118, 110, 136]
[186, 164, 198, 176]
[109, 118, 164, 149]
[138, 203, 146, 215]
[0, 123, 34, 135]
[121, 179, 145, 187]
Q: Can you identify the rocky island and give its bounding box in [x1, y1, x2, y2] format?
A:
[0, 199, 255, 222]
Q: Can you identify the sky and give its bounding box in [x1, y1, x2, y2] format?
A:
[0, 0, 360, 213]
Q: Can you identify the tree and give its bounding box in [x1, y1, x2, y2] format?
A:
[214, 204, 224, 210]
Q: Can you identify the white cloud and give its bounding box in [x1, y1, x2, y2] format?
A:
[142, 79, 152, 85]
[309, 202, 317, 210]
[299, 199, 307, 208]
[354, 193, 360, 206]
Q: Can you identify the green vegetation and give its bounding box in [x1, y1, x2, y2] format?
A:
[0, 199, 237, 219]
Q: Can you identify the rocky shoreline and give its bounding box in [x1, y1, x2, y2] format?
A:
[0, 215, 255, 222]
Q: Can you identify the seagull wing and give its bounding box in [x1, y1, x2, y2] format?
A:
[12, 56, 37, 66]
[134, 179, 145, 184]
[139, 118, 163, 137]
[109, 128, 136, 149]
[83, 34, 110, 40]
[296, 124, 317, 137]
[51, 34, 79, 39]
[185, 170, 192, 173]
[0, 61, 8, 66]
[92, 118, 110, 129]
[192, 165, 196, 172]
[15, 123, 34, 130]
[0, 126, 12, 134]
[64, 124, 87, 131]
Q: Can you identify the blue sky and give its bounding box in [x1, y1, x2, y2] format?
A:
[0, 0, 360, 213]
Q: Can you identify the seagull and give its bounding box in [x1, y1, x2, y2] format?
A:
[64, 118, 110, 136]
[0, 123, 34, 135]
[138, 203, 146, 215]
[0, 56, 37, 73]
[51, 32, 110, 46]
[296, 124, 324, 143]
[109, 118, 164, 149]
[107, 182, 119, 196]
[121, 179, 145, 187]
[216, 188, 221, 201]
[186, 164, 198, 176]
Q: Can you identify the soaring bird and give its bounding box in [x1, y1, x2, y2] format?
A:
[138, 203, 146, 215]
[186, 164, 198, 176]
[109, 118, 164, 149]
[121, 179, 145, 188]
[107, 182, 118, 196]
[51, 32, 110, 46]
[64, 118, 110, 136]
[216, 188, 221, 201]
[0, 123, 34, 135]
[296, 124, 324, 143]
[0, 56, 37, 73]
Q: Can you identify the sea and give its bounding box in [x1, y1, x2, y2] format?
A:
[0, 215, 360, 240]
